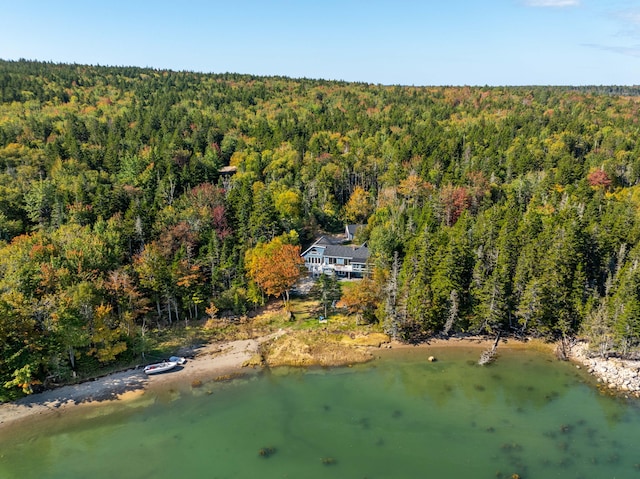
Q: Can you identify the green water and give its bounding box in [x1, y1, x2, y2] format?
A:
[2, 347, 640, 479]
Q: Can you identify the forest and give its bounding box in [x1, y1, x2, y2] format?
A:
[1, 59, 640, 399]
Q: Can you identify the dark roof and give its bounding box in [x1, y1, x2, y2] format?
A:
[324, 244, 370, 262]
[301, 235, 370, 259]
[301, 236, 339, 257]
[351, 246, 370, 263]
[315, 235, 341, 246]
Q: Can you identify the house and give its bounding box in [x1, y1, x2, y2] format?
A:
[301, 235, 370, 279]
[345, 224, 365, 242]
[218, 165, 238, 190]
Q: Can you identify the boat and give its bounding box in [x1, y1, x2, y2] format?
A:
[169, 356, 187, 365]
[144, 361, 177, 375]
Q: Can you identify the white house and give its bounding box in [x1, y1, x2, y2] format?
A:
[301, 235, 370, 279]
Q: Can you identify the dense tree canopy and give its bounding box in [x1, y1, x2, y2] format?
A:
[2, 59, 640, 397]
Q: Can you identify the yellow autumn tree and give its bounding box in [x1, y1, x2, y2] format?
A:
[344, 186, 372, 223]
[88, 303, 128, 363]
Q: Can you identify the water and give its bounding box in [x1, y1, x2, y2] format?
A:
[1, 346, 639, 479]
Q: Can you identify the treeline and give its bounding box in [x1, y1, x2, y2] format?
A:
[1, 59, 640, 398]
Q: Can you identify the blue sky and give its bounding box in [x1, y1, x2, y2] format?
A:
[1, 0, 638, 85]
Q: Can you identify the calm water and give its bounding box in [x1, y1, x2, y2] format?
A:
[1, 346, 640, 479]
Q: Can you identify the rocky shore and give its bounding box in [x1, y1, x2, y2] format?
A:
[570, 341, 640, 397]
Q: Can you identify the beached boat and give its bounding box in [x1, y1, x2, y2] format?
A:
[144, 361, 177, 375]
[169, 356, 187, 365]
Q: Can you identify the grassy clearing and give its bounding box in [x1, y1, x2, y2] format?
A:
[137, 295, 388, 372]
[250, 297, 339, 330]
[262, 329, 377, 367]
[255, 298, 390, 367]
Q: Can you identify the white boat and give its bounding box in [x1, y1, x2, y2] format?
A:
[144, 361, 177, 375]
[169, 356, 187, 365]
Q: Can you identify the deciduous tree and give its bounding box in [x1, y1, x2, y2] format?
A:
[338, 275, 382, 325]
[245, 233, 304, 308]
[344, 186, 372, 224]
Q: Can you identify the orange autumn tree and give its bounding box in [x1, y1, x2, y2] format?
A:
[245, 232, 304, 308]
[337, 268, 385, 325]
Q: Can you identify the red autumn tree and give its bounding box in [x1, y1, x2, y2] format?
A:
[466, 171, 490, 213]
[439, 185, 471, 226]
[587, 169, 612, 189]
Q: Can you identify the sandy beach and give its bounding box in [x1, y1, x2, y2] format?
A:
[0, 333, 538, 429]
[0, 333, 281, 429]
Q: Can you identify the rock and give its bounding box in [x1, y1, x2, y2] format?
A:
[570, 341, 640, 395]
[258, 447, 276, 458]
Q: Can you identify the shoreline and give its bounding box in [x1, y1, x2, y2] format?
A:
[569, 340, 640, 398]
[1, 334, 624, 429]
[0, 333, 507, 428]
[0, 333, 280, 429]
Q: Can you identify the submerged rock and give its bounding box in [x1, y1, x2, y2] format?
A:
[258, 446, 277, 458]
